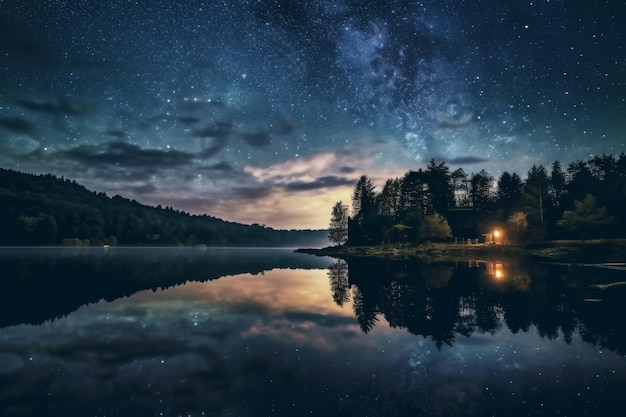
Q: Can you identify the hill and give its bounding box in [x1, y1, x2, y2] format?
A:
[0, 168, 328, 247]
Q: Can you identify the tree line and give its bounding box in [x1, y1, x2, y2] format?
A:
[0, 168, 326, 246]
[329, 153, 626, 245]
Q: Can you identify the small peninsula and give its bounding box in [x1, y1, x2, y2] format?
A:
[297, 240, 626, 264]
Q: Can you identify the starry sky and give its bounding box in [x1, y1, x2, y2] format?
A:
[1, 0, 624, 229]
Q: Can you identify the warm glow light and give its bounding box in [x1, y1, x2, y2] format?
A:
[494, 230, 500, 237]
[495, 270, 503, 279]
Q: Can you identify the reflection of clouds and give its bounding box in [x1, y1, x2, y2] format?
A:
[242, 319, 358, 352]
[1, 267, 626, 416]
[129, 269, 356, 318]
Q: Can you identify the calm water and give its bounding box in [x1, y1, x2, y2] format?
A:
[1, 247, 625, 417]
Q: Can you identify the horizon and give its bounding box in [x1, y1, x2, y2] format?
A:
[1, 1, 624, 229]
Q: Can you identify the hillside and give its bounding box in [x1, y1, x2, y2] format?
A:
[0, 168, 327, 247]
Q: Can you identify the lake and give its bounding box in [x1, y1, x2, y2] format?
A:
[1, 247, 625, 417]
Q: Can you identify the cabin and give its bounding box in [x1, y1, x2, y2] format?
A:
[446, 207, 479, 243]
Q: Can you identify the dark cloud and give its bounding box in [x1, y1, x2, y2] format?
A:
[445, 156, 490, 165]
[193, 123, 275, 149]
[231, 186, 273, 201]
[104, 129, 127, 138]
[25, 141, 196, 174]
[127, 183, 158, 194]
[209, 161, 234, 171]
[339, 166, 357, 174]
[192, 121, 234, 138]
[63, 141, 194, 167]
[238, 130, 272, 148]
[199, 137, 229, 159]
[285, 176, 354, 191]
[14, 97, 84, 116]
[177, 116, 201, 125]
[0, 116, 37, 136]
[271, 118, 296, 136]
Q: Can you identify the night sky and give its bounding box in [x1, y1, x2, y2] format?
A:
[1, 0, 624, 229]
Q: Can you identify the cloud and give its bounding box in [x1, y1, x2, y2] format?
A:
[221, 139, 422, 228]
[209, 161, 234, 171]
[199, 137, 229, 159]
[14, 97, 84, 116]
[270, 118, 296, 136]
[17, 140, 235, 187]
[238, 130, 272, 148]
[127, 183, 158, 195]
[47, 141, 195, 169]
[176, 116, 201, 125]
[104, 129, 127, 138]
[192, 122, 275, 149]
[192, 121, 234, 138]
[0, 116, 37, 136]
[446, 156, 490, 165]
[244, 152, 346, 184]
[285, 175, 355, 191]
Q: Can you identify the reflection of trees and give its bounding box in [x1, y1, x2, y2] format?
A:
[0, 248, 331, 327]
[327, 260, 350, 306]
[352, 287, 379, 333]
[339, 257, 626, 354]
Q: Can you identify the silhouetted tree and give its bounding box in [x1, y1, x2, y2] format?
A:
[451, 168, 471, 207]
[425, 159, 455, 215]
[558, 194, 614, 240]
[566, 160, 596, 203]
[549, 160, 567, 207]
[506, 211, 528, 242]
[400, 169, 429, 214]
[376, 177, 402, 219]
[351, 175, 377, 219]
[350, 175, 378, 244]
[496, 171, 524, 217]
[417, 213, 452, 242]
[522, 164, 550, 222]
[329, 201, 349, 246]
[469, 170, 495, 212]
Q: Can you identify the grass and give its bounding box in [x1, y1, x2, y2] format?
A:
[298, 239, 626, 263]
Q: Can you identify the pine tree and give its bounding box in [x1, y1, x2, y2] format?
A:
[329, 201, 349, 246]
[557, 194, 614, 240]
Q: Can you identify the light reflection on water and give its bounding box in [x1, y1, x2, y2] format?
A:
[0, 248, 625, 417]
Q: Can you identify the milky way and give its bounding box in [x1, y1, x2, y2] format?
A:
[0, 0, 624, 228]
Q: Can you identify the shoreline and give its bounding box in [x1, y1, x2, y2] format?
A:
[296, 239, 626, 264]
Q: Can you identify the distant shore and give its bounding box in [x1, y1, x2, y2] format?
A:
[296, 239, 626, 264]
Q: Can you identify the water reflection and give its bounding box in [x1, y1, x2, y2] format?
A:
[0, 247, 331, 327]
[330, 257, 626, 353]
[1, 248, 626, 417]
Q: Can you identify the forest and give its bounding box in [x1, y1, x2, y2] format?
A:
[330, 153, 626, 245]
[0, 168, 325, 247]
